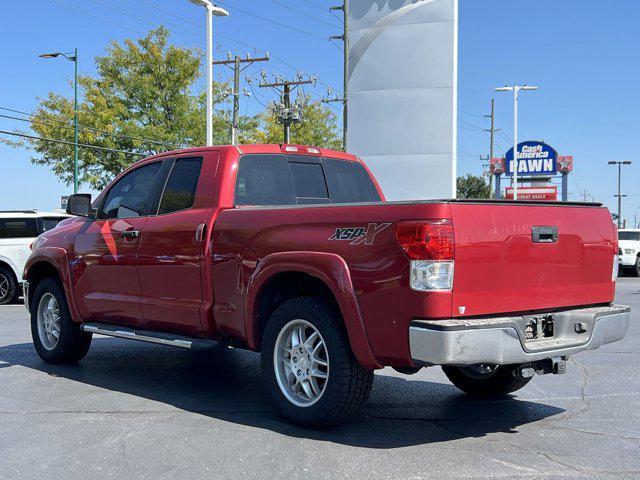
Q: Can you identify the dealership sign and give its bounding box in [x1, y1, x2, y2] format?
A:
[504, 141, 558, 176]
[505, 186, 558, 201]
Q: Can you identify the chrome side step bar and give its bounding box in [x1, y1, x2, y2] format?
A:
[80, 322, 218, 350]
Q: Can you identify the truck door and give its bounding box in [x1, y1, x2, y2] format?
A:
[136, 154, 218, 335]
[72, 160, 164, 326]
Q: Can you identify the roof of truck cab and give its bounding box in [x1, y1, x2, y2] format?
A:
[137, 144, 359, 163]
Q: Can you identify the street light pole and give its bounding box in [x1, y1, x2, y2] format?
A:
[608, 160, 632, 229]
[73, 48, 78, 194]
[39, 49, 79, 193]
[188, 0, 229, 146]
[494, 85, 538, 200]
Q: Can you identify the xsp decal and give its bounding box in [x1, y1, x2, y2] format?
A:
[328, 223, 391, 246]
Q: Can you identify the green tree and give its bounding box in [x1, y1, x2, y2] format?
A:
[457, 173, 490, 199]
[23, 27, 254, 190]
[256, 95, 342, 149]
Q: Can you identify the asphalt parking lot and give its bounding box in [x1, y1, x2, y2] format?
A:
[0, 278, 638, 479]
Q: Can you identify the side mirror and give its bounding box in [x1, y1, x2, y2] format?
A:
[66, 194, 96, 218]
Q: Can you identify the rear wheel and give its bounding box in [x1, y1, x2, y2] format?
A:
[634, 257, 640, 277]
[442, 364, 532, 396]
[261, 296, 374, 428]
[30, 277, 92, 364]
[0, 266, 19, 305]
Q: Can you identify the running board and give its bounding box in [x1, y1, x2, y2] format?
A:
[80, 323, 219, 350]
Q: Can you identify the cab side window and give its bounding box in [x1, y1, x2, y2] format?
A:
[100, 162, 162, 219]
[158, 158, 203, 214]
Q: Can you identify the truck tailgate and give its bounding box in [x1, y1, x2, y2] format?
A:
[449, 202, 616, 317]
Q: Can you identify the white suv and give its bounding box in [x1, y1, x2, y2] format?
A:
[0, 211, 69, 304]
[618, 229, 640, 277]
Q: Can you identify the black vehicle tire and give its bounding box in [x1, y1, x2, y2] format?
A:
[0, 266, 19, 305]
[442, 364, 532, 396]
[261, 296, 374, 428]
[30, 277, 92, 364]
[634, 257, 640, 277]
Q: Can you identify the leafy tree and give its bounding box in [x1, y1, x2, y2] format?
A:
[22, 27, 257, 190]
[457, 173, 490, 199]
[256, 95, 342, 150]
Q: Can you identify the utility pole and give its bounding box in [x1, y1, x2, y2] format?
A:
[608, 160, 632, 229]
[213, 53, 269, 144]
[259, 74, 317, 144]
[580, 189, 591, 202]
[326, 1, 349, 150]
[483, 99, 500, 198]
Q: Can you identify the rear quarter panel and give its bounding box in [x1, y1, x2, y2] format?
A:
[211, 202, 453, 366]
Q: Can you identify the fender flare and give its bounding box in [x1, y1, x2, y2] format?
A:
[24, 248, 81, 322]
[245, 251, 382, 370]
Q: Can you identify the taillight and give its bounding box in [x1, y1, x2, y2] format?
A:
[395, 220, 454, 260]
[395, 220, 455, 291]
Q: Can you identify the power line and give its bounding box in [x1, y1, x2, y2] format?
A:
[300, 0, 331, 12]
[458, 118, 484, 131]
[50, 0, 144, 34]
[215, 1, 329, 40]
[88, 0, 201, 43]
[266, 0, 340, 27]
[458, 108, 484, 117]
[0, 107, 179, 148]
[0, 130, 146, 156]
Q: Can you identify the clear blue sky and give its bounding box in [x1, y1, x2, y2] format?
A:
[1, 0, 639, 223]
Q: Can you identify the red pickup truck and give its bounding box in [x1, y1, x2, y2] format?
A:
[24, 144, 630, 427]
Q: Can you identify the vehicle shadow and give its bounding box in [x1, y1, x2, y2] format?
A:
[0, 338, 564, 449]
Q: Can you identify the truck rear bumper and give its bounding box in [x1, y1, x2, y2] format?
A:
[409, 305, 630, 366]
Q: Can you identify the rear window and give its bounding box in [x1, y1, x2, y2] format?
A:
[0, 218, 39, 239]
[619, 231, 640, 241]
[289, 162, 329, 204]
[234, 154, 381, 206]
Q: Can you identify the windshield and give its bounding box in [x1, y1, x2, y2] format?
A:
[619, 231, 640, 241]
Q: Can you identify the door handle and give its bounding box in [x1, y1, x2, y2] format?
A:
[121, 230, 140, 239]
[532, 226, 558, 243]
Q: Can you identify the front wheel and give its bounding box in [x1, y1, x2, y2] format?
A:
[30, 277, 92, 364]
[261, 296, 374, 428]
[442, 364, 532, 396]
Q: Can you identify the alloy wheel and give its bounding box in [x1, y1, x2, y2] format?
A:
[273, 319, 329, 407]
[36, 293, 61, 350]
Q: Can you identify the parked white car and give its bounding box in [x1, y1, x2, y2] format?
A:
[0, 211, 69, 304]
[618, 229, 640, 277]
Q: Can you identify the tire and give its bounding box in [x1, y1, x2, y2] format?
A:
[442, 364, 532, 396]
[30, 277, 92, 364]
[0, 266, 19, 305]
[261, 296, 374, 428]
[634, 257, 640, 277]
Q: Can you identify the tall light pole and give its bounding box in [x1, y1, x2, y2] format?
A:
[39, 49, 79, 193]
[495, 85, 538, 200]
[188, 0, 229, 146]
[608, 160, 632, 229]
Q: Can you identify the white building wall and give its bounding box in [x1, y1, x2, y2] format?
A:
[348, 0, 458, 200]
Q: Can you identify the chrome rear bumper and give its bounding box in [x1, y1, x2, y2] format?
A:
[409, 305, 630, 366]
